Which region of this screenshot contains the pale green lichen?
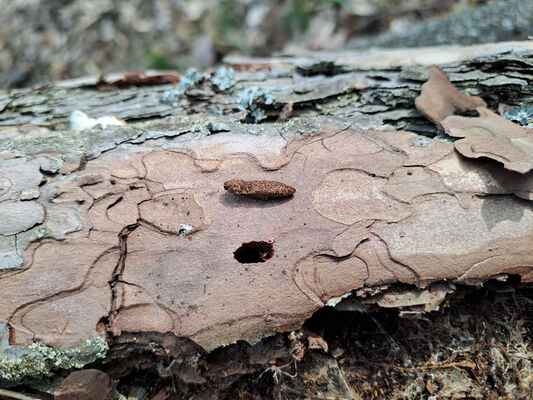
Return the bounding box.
[44,155,65,173]
[237,87,275,122]
[210,66,236,92]
[504,105,533,127]
[33,227,48,240]
[161,68,208,105]
[0,130,85,155]
[0,337,108,383]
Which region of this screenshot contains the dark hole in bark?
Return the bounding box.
[234,241,274,263]
[453,108,480,117]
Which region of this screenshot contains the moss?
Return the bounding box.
[147,52,177,71]
[0,337,108,383]
[283,0,313,34]
[206,0,248,51]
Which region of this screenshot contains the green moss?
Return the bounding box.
[210,0,247,36]
[283,0,313,34]
[204,0,247,51]
[147,52,177,70]
[0,337,108,383]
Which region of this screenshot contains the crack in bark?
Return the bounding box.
[370,233,421,287]
[7,245,118,345]
[106,223,139,331]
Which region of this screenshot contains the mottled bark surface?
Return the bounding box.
[0,42,532,395]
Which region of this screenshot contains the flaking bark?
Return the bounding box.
[0,42,532,395]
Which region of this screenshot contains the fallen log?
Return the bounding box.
[0,41,532,398]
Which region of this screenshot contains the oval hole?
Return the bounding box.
[234,241,274,263]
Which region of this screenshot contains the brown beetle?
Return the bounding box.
[223,179,295,200]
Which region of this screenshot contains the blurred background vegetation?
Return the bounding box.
[0,0,531,88]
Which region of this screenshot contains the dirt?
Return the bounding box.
[74,283,532,399]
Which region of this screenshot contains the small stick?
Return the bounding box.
[0,389,46,400]
[348,359,476,372]
[276,101,294,122]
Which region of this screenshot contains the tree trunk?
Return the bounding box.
[1,41,532,398]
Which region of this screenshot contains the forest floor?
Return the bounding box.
[2,0,531,88]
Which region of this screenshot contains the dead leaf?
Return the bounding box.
[332,347,345,358]
[415,65,486,124]
[307,333,329,353]
[426,378,435,395]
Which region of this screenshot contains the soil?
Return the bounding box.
[76,282,532,399]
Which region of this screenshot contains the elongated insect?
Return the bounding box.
[223,179,295,200]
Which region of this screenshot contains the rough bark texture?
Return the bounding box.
[0,41,532,395]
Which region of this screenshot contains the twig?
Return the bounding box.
[348,359,476,372]
[280,386,339,400]
[369,314,401,353]
[334,359,357,400]
[256,361,297,385]
[503,351,533,360]
[0,388,51,400]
